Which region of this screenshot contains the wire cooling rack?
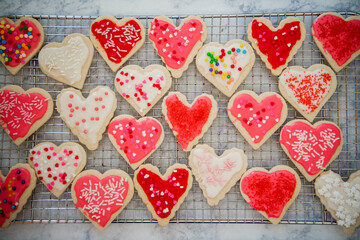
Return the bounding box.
[0,12,359,225]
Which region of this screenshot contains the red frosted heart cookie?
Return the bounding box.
[227,90,288,150]
[134,164,193,227]
[162,92,218,151]
[240,165,301,225]
[279,120,343,182]
[247,17,306,76]
[312,12,360,72]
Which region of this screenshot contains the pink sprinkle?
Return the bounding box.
[64,149,68,153]
[173,200,177,204]
[51,181,55,186]
[59,173,63,177]
[125,79,129,83]
[150,184,154,188]
[156,79,160,83]
[74,163,78,167]
[50,147,54,151]
[61,162,66,166]
[122,93,126,97]
[47,184,53,190]
[34,163,38,167]
[20,60,25,64]
[157,210,161,215]
[24,20,29,24]
[59,157,63,161]
[59,178,63,183]
[275,52,280,56]
[160,76,164,81]
[142,80,146,84]
[156,201,161,206]
[165,189,168,193]
[280,57,284,62]
[37,151,41,155]
[53,152,57,156]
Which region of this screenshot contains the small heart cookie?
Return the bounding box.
[29,142,87,198]
[189,144,248,206]
[114,65,172,116]
[0,17,44,75]
[196,39,255,97]
[279,64,337,122]
[90,16,145,72]
[247,17,306,76]
[38,33,94,89]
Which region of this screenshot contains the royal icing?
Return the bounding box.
[280,121,342,175]
[149,18,204,69]
[38,36,89,84]
[0,90,49,140]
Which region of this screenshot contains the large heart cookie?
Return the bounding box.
[114,65,172,116]
[38,33,94,89]
[0,163,36,228]
[162,92,218,151]
[56,86,117,150]
[312,12,360,72]
[134,164,193,227]
[71,169,134,231]
[279,120,343,182]
[227,90,288,150]
[279,64,337,122]
[315,170,360,235]
[0,85,54,145]
[108,115,164,170]
[29,142,87,198]
[0,17,44,75]
[240,165,301,225]
[149,16,207,78]
[189,144,248,206]
[90,16,145,72]
[247,17,306,76]
[196,39,255,97]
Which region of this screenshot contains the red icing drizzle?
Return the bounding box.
[108,117,162,164]
[0,168,31,227]
[251,19,302,69]
[149,18,203,69]
[165,94,213,150]
[312,14,360,66]
[228,93,283,143]
[91,19,142,63]
[0,90,48,140]
[280,121,342,175]
[241,170,296,218]
[136,168,189,218]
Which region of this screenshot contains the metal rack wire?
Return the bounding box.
[0,12,359,225]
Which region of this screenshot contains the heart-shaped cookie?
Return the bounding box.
[162,92,218,151]
[0,17,44,75]
[38,33,94,89]
[56,86,117,150]
[29,142,87,198]
[279,120,343,182]
[108,115,164,170]
[71,169,134,231]
[279,64,337,122]
[315,170,360,235]
[149,16,207,78]
[240,165,301,225]
[189,144,248,206]
[114,65,172,116]
[134,163,193,227]
[0,163,36,228]
[312,12,360,72]
[90,16,145,72]
[196,39,255,97]
[0,85,54,145]
[247,17,306,76]
[227,90,288,150]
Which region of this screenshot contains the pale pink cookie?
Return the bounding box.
[227,90,288,150]
[196,39,255,97]
[162,92,218,151]
[149,16,207,78]
[133,163,193,227]
[0,17,44,75]
[28,142,87,198]
[0,85,54,145]
[240,165,301,225]
[108,114,164,170]
[38,33,94,89]
[56,86,117,150]
[114,65,172,116]
[71,169,134,231]
[315,170,360,235]
[279,120,343,182]
[0,163,36,228]
[312,12,360,72]
[247,17,306,76]
[278,64,337,122]
[189,144,248,206]
[90,16,145,72]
